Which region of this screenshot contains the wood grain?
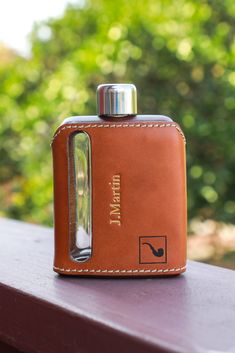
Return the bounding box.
[0,218,235,353]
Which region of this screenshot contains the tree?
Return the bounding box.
[1,0,235,225]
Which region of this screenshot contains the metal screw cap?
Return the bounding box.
[97,83,137,117]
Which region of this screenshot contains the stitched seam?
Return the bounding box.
[53,265,186,273]
[51,123,186,144]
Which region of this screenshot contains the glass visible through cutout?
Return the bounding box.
[69,131,92,262]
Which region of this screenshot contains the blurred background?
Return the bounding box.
[0,0,235,269]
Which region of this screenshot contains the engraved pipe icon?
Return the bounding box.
[143,242,164,257]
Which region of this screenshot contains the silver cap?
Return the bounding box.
[97,83,137,117]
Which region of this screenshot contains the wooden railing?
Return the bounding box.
[0,217,234,353]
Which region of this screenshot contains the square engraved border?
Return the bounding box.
[139,236,167,264]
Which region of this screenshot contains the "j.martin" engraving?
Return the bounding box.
[109,174,121,226]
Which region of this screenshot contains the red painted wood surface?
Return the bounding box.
[0,218,235,353]
[0,341,23,353]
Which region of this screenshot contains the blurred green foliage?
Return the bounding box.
[1,0,235,226]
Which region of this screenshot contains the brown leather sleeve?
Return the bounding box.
[52,121,187,276]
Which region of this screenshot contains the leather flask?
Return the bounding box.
[52,84,187,276]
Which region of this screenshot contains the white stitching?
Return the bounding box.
[51,123,186,144]
[53,265,186,274]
